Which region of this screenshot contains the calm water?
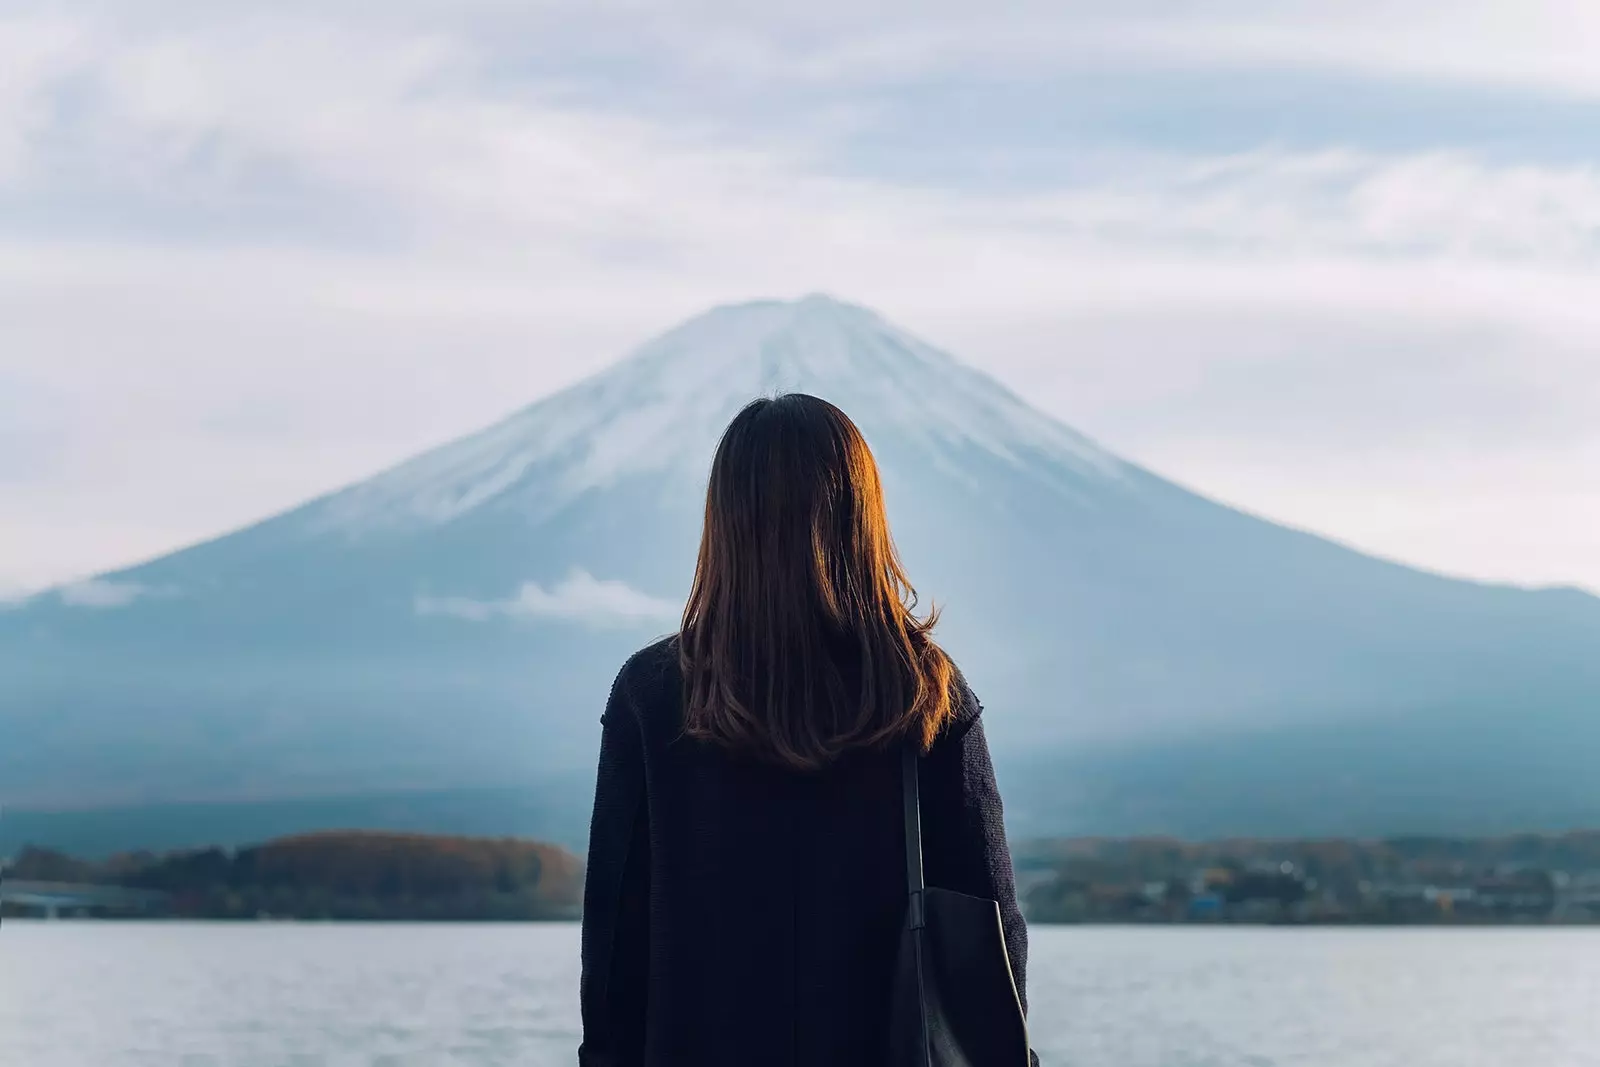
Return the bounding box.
[4,922,1599,1066]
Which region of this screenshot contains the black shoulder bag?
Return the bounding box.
[889,744,1032,1066]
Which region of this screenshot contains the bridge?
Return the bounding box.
[0,880,171,919]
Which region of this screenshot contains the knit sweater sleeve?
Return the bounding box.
[919,687,1038,1062]
[578,670,651,1067]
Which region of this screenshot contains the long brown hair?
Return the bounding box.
[679,393,956,770]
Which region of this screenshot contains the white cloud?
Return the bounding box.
[12,2,1600,104]
[1086,2,1600,100]
[416,570,680,627]
[151,1,1596,99]
[55,577,152,608]
[64,1,1600,97]
[641,2,1600,100]
[992,150,1600,265]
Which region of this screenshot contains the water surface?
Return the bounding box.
[4,922,1598,1066]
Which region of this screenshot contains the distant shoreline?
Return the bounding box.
[9,828,1600,926]
[1016,831,1600,926]
[0,831,583,923]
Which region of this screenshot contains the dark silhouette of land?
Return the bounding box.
[1,831,582,921]
[1015,832,1600,924]
[11,828,1600,925]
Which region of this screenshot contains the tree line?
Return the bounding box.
[2,831,584,921]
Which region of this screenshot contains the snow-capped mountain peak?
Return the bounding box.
[308,295,1123,534]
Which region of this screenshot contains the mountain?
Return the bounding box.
[4,295,1599,854]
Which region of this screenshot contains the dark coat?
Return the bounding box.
[579,636,1034,1066]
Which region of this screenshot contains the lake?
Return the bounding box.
[3,922,1598,1066]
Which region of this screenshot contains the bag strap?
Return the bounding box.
[901,744,926,928]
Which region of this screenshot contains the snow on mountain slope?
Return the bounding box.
[304,295,1126,537]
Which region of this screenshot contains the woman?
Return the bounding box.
[579,393,1034,1065]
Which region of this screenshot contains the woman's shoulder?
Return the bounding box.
[608,634,682,718]
[945,660,986,731]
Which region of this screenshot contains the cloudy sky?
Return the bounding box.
[4,0,1599,596]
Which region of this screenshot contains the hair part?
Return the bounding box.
[679,393,956,770]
